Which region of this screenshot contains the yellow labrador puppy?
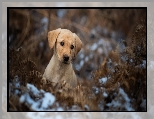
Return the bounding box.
[43,28,82,88]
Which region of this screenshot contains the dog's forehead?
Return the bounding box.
[58,30,75,44]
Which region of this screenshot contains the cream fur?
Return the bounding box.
[43,28,82,88]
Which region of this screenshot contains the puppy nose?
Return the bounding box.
[63,55,69,62]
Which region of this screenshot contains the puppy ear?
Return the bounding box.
[48,28,61,49]
[73,33,82,55]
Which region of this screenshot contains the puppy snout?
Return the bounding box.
[63,55,69,62]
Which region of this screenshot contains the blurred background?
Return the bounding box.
[8,9,146,80]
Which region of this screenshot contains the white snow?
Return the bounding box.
[98,39,104,45]
[106,88,134,111]
[15,82,20,88]
[10,75,21,95]
[79,53,84,59]
[76,60,84,70]
[20,94,26,103]
[57,9,66,18]
[106,100,121,107]
[99,77,107,84]
[92,87,99,94]
[27,83,40,96]
[103,91,108,97]
[14,75,18,81]
[41,17,48,24]
[119,88,130,102]
[57,107,64,111]
[84,104,90,111]
[75,64,81,70]
[97,38,112,55]
[41,92,55,109]
[142,60,146,67]
[14,89,20,95]
[91,43,98,51]
[79,60,84,67]
[26,93,35,105]
[85,56,89,62]
[20,83,56,111]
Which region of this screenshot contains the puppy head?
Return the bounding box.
[48,28,82,64]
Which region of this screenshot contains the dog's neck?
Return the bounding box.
[47,53,74,84]
[52,54,72,71]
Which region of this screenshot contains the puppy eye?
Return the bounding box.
[70,45,74,49]
[60,41,64,46]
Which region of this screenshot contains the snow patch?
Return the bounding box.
[103,91,108,97]
[20,94,26,103]
[85,56,89,62]
[76,60,84,70]
[92,87,99,94]
[106,88,134,111]
[119,88,130,102]
[41,17,48,24]
[84,104,90,111]
[20,83,56,111]
[91,43,98,51]
[98,39,104,45]
[57,9,66,18]
[142,60,146,67]
[27,83,40,96]
[80,60,84,67]
[79,53,84,59]
[57,107,64,111]
[41,92,55,109]
[99,77,107,84]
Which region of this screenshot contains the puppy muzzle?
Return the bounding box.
[63,55,70,64]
